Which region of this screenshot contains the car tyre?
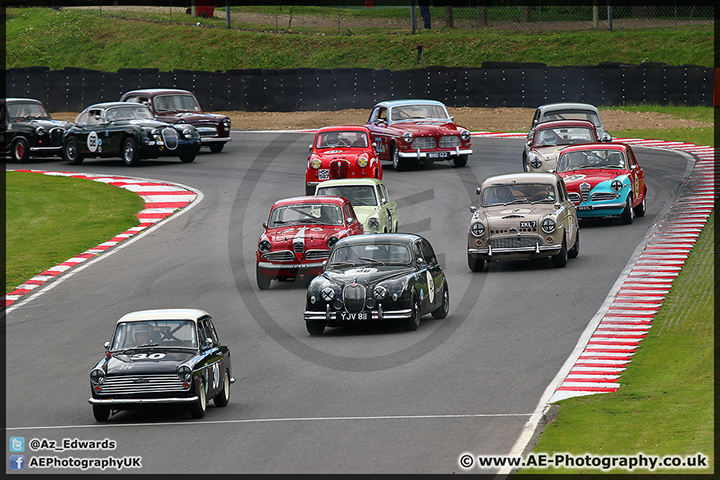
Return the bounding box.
[189,377,207,419]
[402,294,421,331]
[63,136,83,165]
[431,282,449,319]
[122,137,141,166]
[467,252,485,272]
[256,265,272,290]
[179,151,196,163]
[305,184,315,196]
[209,143,224,153]
[453,154,468,168]
[621,194,634,224]
[551,236,568,268]
[568,230,579,259]
[391,143,405,171]
[213,369,230,407]
[12,137,30,163]
[92,404,110,422]
[634,193,646,217]
[306,321,325,336]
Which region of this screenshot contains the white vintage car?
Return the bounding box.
[315,178,398,234]
[467,172,579,271]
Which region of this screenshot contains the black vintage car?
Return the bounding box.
[304,233,449,335]
[88,309,234,421]
[63,102,201,166]
[3,98,72,162]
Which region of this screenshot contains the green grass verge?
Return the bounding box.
[520,212,714,474]
[5,171,145,293]
[6,7,713,71]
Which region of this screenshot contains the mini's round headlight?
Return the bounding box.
[402,132,414,143]
[177,365,192,381]
[357,156,369,168]
[460,129,471,141]
[90,368,105,385]
[373,285,387,300]
[611,179,623,192]
[321,287,335,302]
[327,236,339,248]
[368,217,380,230]
[530,156,542,169]
[471,222,485,236]
[182,127,194,138]
[258,239,271,253]
[541,218,556,233]
[310,158,322,169]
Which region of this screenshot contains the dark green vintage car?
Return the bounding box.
[62,102,201,166]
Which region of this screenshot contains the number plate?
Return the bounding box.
[427,151,450,158]
[520,221,536,228]
[318,169,330,180]
[339,312,368,321]
[577,205,593,211]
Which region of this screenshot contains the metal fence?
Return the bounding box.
[25,2,715,34]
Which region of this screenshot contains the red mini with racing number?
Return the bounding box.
[305,125,381,195]
[256,196,364,290]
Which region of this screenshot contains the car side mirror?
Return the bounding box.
[204,337,213,349]
[600,133,612,142]
[555,203,562,209]
[416,258,426,268]
[309,144,313,150]
[262,221,268,229]
[104,341,111,350]
[475,187,481,195]
[380,197,387,205]
[470,205,477,214]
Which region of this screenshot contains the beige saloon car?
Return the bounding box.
[467,172,579,271]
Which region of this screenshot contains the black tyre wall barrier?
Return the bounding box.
[5,64,713,113]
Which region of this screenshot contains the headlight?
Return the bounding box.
[530,155,542,169]
[90,368,105,385]
[321,287,335,302]
[223,118,231,129]
[373,285,387,300]
[258,239,271,253]
[357,155,369,168]
[35,126,45,135]
[151,128,161,139]
[310,158,321,169]
[611,179,624,192]
[182,127,194,138]
[402,132,413,143]
[327,236,339,248]
[368,217,380,230]
[541,218,556,233]
[460,129,470,141]
[176,365,192,381]
[470,222,485,236]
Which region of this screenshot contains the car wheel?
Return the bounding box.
[452,154,468,168]
[305,184,315,196]
[210,143,224,153]
[12,138,30,163]
[431,282,449,319]
[92,404,110,422]
[391,143,405,171]
[189,378,207,419]
[63,136,83,165]
[568,230,579,259]
[179,150,196,163]
[213,369,230,407]
[621,194,634,224]
[522,153,528,172]
[551,236,568,268]
[122,137,141,166]
[256,265,272,290]
[634,193,646,217]
[402,293,421,331]
[306,321,325,336]
[467,252,485,272]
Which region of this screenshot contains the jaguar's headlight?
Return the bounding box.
[368,217,380,230]
[373,285,387,300]
[611,179,624,192]
[151,128,161,140]
[321,287,336,302]
[460,129,470,141]
[258,239,271,253]
[327,236,339,248]
[470,222,485,237]
[357,155,369,168]
[310,158,321,169]
[402,132,413,143]
[176,365,192,381]
[182,127,194,138]
[90,368,105,385]
[541,218,556,234]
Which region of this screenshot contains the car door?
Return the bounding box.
[417,239,444,315]
[378,182,398,232]
[626,146,645,205]
[366,106,390,161]
[195,317,219,397]
[556,180,577,245]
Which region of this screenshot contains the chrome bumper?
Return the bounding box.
[199,137,231,144]
[398,147,473,159]
[304,308,413,321]
[468,243,561,256]
[258,261,325,270]
[88,396,198,405]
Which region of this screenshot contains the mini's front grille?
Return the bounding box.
[305,250,330,260]
[293,240,304,253]
[568,192,582,203]
[489,236,539,249]
[264,250,294,262]
[99,374,188,395]
[330,160,350,178]
[591,192,620,202]
[579,182,591,202]
[411,137,436,149]
[439,136,461,148]
[343,284,366,313]
[162,128,179,149]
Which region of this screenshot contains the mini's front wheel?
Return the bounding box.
[92,405,110,422]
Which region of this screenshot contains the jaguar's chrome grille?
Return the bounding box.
[305,249,330,260]
[343,284,366,313]
[591,192,620,202]
[264,250,294,262]
[568,192,582,203]
[579,182,591,202]
[162,128,179,150]
[411,137,436,149]
[489,236,540,249]
[99,374,188,395]
[439,136,461,148]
